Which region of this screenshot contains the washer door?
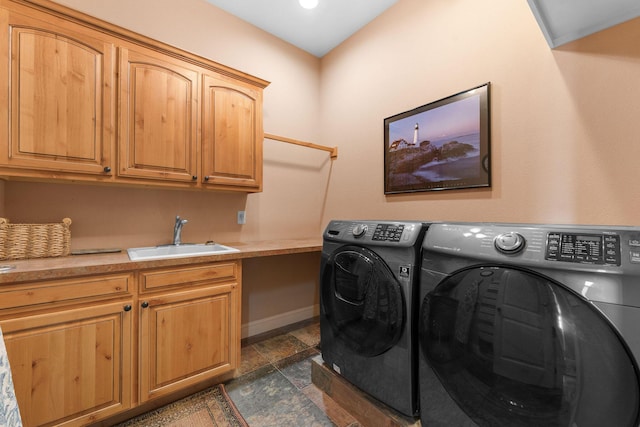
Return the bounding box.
[321,245,405,357]
[419,266,640,427]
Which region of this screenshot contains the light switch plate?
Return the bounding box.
[237,211,246,225]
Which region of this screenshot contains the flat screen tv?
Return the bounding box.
[384,83,490,194]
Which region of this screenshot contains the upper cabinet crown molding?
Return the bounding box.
[527,0,640,48]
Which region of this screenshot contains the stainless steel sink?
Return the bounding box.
[127,243,239,261]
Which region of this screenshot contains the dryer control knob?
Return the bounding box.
[494,232,525,254]
[352,224,368,238]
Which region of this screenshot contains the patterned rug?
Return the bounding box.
[115,384,248,427]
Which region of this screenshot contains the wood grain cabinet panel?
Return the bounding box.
[202,74,263,191]
[139,282,240,402]
[1,301,133,427]
[0,6,115,176]
[140,262,238,292]
[0,273,131,312]
[118,47,199,183]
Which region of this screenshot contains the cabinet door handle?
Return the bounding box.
[123,304,132,312]
[204,176,210,181]
[192,175,198,181]
[103,166,112,173]
[141,301,149,308]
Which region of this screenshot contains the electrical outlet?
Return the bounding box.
[237,210,246,225]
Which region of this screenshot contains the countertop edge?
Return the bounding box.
[0,239,323,284]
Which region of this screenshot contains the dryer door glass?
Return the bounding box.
[321,245,405,357]
[419,266,640,427]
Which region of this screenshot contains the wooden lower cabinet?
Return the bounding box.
[139,283,240,402]
[0,301,133,427]
[0,260,241,426]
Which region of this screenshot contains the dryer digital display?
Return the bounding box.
[546,232,621,265]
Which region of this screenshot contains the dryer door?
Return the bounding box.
[419,266,640,427]
[321,245,405,357]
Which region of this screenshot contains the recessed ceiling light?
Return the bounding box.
[299,0,318,10]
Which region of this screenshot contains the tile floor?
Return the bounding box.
[225,320,361,427]
[111,315,428,427]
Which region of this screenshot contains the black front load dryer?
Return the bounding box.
[320,220,428,417]
[418,222,640,427]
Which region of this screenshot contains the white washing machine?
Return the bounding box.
[418,222,640,426]
[320,220,428,417]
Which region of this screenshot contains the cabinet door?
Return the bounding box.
[0,7,115,176]
[202,74,263,191]
[0,301,133,427]
[119,47,199,183]
[139,283,240,402]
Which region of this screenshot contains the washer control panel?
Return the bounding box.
[372,223,405,242]
[324,220,426,246]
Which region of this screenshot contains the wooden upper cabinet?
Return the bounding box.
[0,7,115,176]
[202,74,263,191]
[0,0,268,191]
[118,46,199,183]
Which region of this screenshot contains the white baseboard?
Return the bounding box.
[242,304,320,338]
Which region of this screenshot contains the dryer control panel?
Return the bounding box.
[423,222,640,269]
[422,222,640,312]
[545,232,621,266]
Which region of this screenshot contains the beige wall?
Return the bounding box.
[320,0,640,227]
[241,253,320,337]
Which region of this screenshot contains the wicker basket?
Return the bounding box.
[0,218,72,260]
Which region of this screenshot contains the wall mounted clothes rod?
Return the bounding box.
[264,133,338,159]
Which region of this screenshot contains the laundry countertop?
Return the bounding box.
[0,238,322,284]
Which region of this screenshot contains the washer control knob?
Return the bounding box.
[352,224,368,238]
[494,232,525,254]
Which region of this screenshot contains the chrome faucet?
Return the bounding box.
[173,216,188,245]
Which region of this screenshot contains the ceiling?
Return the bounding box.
[527,0,640,48]
[204,0,398,57]
[203,0,640,57]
